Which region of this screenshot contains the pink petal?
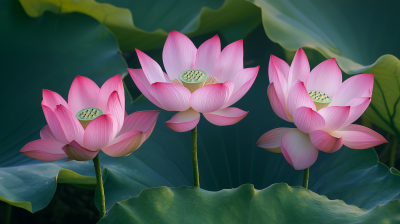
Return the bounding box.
[306,58,342,97]
[269,56,288,103]
[128,68,167,110]
[194,35,220,77]
[337,124,387,149]
[203,107,248,126]
[342,97,371,127]
[213,39,243,82]
[54,104,84,145]
[107,91,124,131]
[267,83,290,122]
[40,125,57,141]
[281,129,318,170]
[42,104,68,144]
[62,140,98,161]
[165,109,200,132]
[97,75,125,113]
[83,114,118,151]
[287,80,316,117]
[20,139,67,161]
[136,49,167,84]
[270,54,290,81]
[150,82,191,111]
[318,106,350,132]
[68,76,100,116]
[288,48,310,87]
[102,131,143,157]
[293,107,325,133]
[42,89,69,111]
[118,110,160,137]
[224,66,259,108]
[256,128,293,153]
[309,130,343,153]
[190,81,233,113]
[330,74,374,106]
[163,31,197,81]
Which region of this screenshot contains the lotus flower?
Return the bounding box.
[257,49,387,170]
[128,31,259,132]
[20,75,160,161]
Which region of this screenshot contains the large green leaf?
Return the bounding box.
[99,184,400,223]
[249,0,400,137]
[19,0,261,51]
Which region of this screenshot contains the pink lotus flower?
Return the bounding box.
[21,75,160,161]
[257,49,387,170]
[128,31,259,132]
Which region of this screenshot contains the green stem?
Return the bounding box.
[389,136,398,167]
[93,154,106,218]
[302,167,309,189]
[5,203,12,224]
[191,126,200,187]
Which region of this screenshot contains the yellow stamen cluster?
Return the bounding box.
[204,76,219,85]
[172,78,183,85]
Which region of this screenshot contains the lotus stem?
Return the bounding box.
[302,167,309,189]
[389,135,398,167]
[93,154,106,218]
[191,126,200,187]
[5,203,12,224]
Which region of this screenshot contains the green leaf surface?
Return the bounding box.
[99,183,400,224]
[19,0,261,51]
[249,0,400,137]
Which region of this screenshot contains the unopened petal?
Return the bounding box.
[337,124,387,149]
[293,107,325,133]
[306,58,342,97]
[165,109,200,132]
[309,130,343,153]
[256,128,293,153]
[194,35,220,77]
[62,140,98,161]
[213,39,243,82]
[190,81,233,113]
[20,139,66,161]
[203,107,248,126]
[150,82,191,111]
[68,76,100,116]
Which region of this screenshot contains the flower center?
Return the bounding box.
[179,70,208,93]
[308,90,332,111]
[76,107,103,129]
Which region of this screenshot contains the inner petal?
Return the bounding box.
[76,107,103,129]
[308,90,332,111]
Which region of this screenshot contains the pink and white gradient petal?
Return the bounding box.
[267,83,290,122]
[42,89,69,111]
[287,80,316,117]
[318,106,350,132]
[54,104,84,145]
[165,109,200,132]
[62,141,98,161]
[337,124,387,149]
[102,131,143,157]
[268,60,287,106]
[342,97,371,127]
[309,130,343,153]
[42,104,69,144]
[190,81,233,113]
[150,82,191,111]
[68,76,100,116]
[118,110,160,138]
[83,114,118,151]
[213,40,243,82]
[136,49,168,84]
[306,58,342,97]
[288,49,310,87]
[224,66,259,108]
[293,107,325,133]
[256,128,293,153]
[270,55,290,81]
[330,74,374,106]
[40,125,57,141]
[281,129,318,170]
[107,91,124,131]
[97,75,125,113]
[203,107,248,126]
[194,35,220,77]
[20,139,67,161]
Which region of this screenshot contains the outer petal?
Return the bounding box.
[118,110,160,138]
[309,130,343,153]
[20,139,67,161]
[68,76,100,116]
[270,54,290,81]
[318,106,350,132]
[40,125,57,141]
[128,68,167,110]
[107,91,124,131]
[203,107,248,126]
[42,104,68,144]
[269,56,288,104]
[165,109,200,132]
[194,35,220,77]
[281,129,318,170]
[224,66,259,108]
[102,131,143,157]
[287,80,316,117]
[150,82,191,111]
[54,104,84,145]
[163,31,197,81]
[213,39,243,82]
[42,89,69,111]
[97,75,125,113]
[330,74,374,106]
[288,48,310,87]
[336,124,387,149]
[342,97,371,127]
[83,114,118,151]
[293,107,325,133]
[62,140,98,161]
[256,128,293,153]
[306,58,342,97]
[267,83,290,122]
[190,81,233,113]
[136,49,167,84]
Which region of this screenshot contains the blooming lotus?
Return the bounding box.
[257,49,387,170]
[128,31,259,132]
[21,75,160,161]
